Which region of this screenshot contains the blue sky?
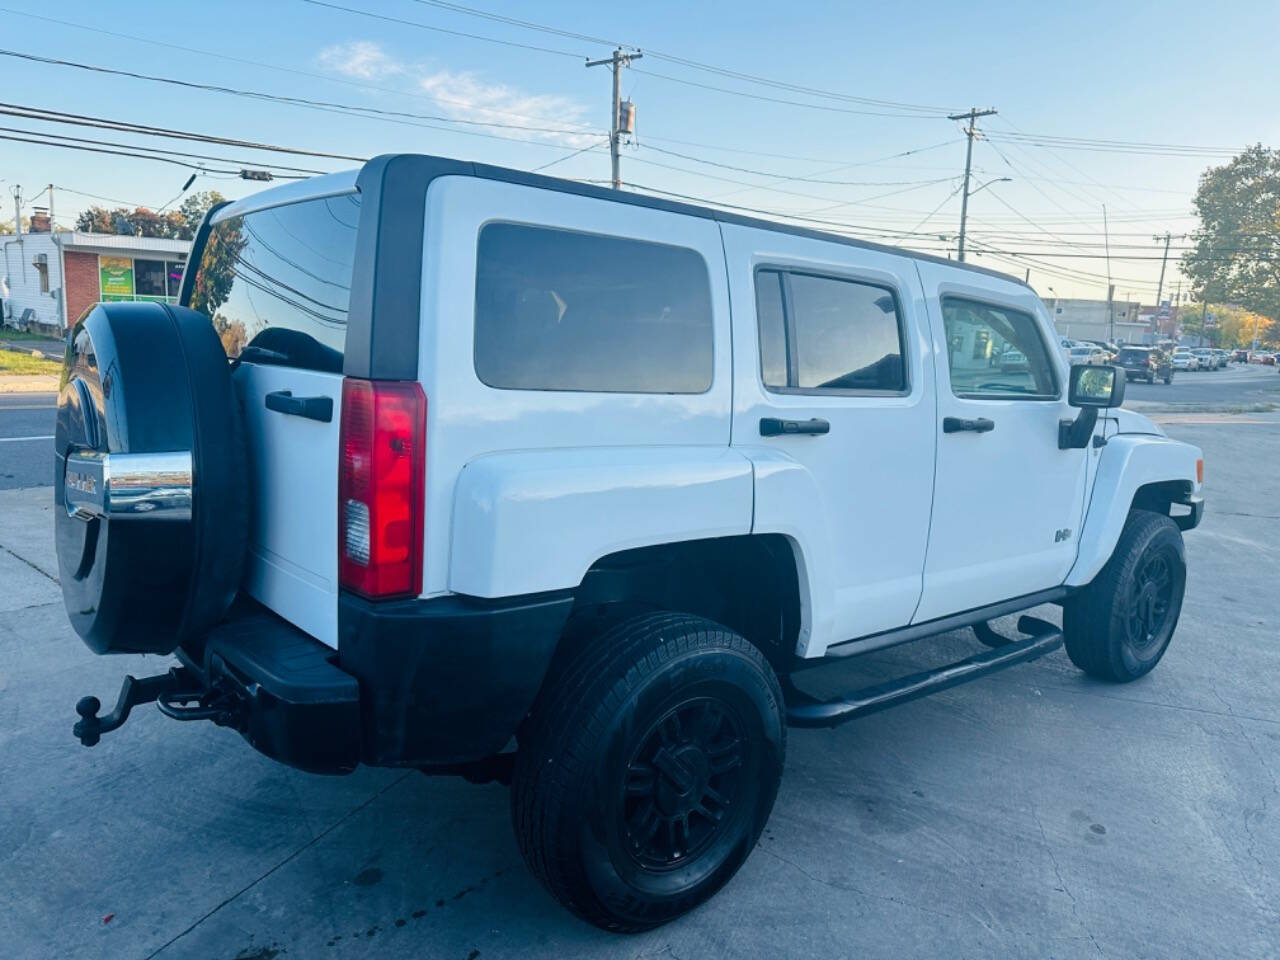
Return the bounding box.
[3,0,1277,299]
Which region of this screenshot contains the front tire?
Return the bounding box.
[1064,510,1186,682]
[512,613,785,932]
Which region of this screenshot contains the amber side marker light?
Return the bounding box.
[1196,459,1204,484]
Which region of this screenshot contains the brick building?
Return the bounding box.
[2,224,190,333]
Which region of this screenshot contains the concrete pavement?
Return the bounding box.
[0,416,1276,959]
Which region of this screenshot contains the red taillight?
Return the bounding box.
[339,378,426,599]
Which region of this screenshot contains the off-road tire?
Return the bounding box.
[512,612,785,932]
[1063,510,1186,682]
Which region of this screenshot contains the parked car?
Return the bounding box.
[1191,348,1220,370]
[1172,347,1199,371]
[1084,340,1119,361]
[1262,352,1278,366]
[1069,344,1110,365]
[1117,346,1173,384]
[53,154,1205,932]
[999,346,1030,370]
[1234,349,1249,362]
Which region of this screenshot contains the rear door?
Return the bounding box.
[914,263,1091,622]
[185,182,362,647]
[723,224,937,650]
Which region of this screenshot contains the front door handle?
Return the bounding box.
[264,390,333,423]
[943,416,995,434]
[760,417,830,437]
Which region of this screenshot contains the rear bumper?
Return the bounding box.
[180,590,574,774]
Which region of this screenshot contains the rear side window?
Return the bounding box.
[187,193,361,372]
[755,269,906,393]
[941,297,1057,399]
[474,223,713,393]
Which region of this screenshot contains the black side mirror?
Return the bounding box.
[1068,363,1125,408]
[1060,364,1124,450]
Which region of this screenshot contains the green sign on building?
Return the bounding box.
[99,256,134,301]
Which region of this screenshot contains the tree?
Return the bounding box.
[177,191,225,238]
[73,190,225,241]
[1182,145,1280,322]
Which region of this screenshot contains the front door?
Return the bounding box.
[724,224,937,651]
[914,264,1090,623]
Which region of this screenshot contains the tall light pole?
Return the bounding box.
[586,48,642,189]
[948,107,997,261]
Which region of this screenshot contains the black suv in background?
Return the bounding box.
[1117,346,1173,384]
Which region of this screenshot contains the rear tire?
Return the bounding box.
[512,612,785,932]
[1164,373,1172,384]
[1063,510,1185,682]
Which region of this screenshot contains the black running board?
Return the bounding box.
[785,616,1063,728]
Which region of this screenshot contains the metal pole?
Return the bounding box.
[947,108,996,262]
[1153,231,1171,317]
[47,183,54,231]
[12,185,21,241]
[587,48,641,190]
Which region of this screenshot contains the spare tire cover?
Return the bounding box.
[55,301,248,655]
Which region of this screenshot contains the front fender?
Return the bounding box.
[449,447,753,598]
[1067,434,1202,588]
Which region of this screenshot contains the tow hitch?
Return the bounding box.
[73,667,245,747]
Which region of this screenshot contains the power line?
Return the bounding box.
[0,102,366,162]
[407,0,959,113]
[0,133,252,176]
[302,0,590,58]
[0,125,326,174]
[0,7,600,130]
[0,49,600,139]
[636,143,963,186]
[632,68,949,119]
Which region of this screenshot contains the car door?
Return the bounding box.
[914,262,1091,623]
[724,224,936,652]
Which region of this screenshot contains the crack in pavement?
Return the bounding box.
[1031,807,1104,957]
[0,542,59,585]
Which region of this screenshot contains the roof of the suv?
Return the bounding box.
[221,154,1032,290]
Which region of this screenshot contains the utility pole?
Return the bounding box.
[11,184,21,240]
[947,107,997,262]
[586,48,642,189]
[47,183,54,231]
[1103,204,1114,342]
[1153,231,1172,313]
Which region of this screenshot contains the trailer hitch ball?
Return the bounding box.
[74,696,104,747]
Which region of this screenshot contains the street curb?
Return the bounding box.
[0,375,60,393]
[1,340,64,360]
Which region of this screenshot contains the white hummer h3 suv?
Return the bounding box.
[55,154,1204,931]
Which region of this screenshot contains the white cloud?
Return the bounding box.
[315,41,598,147]
[317,41,405,81]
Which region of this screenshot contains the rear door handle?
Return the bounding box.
[264,390,333,423]
[760,417,830,437]
[943,416,995,434]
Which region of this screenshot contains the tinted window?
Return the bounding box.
[1118,348,1149,362]
[134,259,168,297]
[188,193,361,371]
[755,270,905,392]
[475,223,713,393]
[942,297,1057,398]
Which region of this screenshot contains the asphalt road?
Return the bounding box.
[1121,361,1280,409]
[0,389,1277,956]
[0,392,55,490]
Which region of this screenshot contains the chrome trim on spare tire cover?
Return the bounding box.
[64,450,193,521]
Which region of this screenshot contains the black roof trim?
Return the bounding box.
[436,153,1028,288]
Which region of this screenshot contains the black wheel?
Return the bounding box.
[1063,510,1186,682]
[512,612,785,932]
[1164,373,1172,384]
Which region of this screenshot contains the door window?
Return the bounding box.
[941,297,1057,399]
[755,269,906,393]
